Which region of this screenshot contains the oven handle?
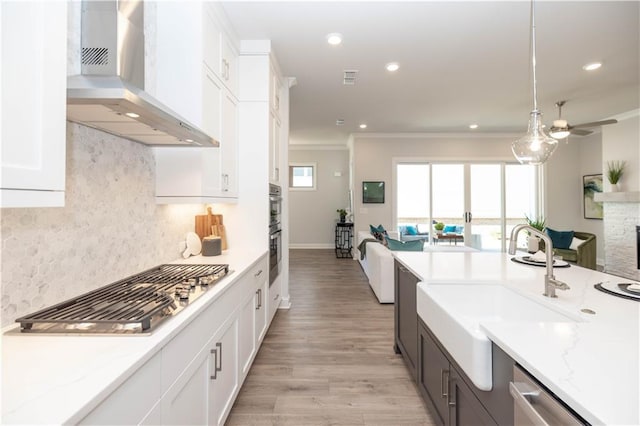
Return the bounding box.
[270,231,281,240]
[510,381,549,425]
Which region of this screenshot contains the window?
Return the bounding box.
[289,163,316,190]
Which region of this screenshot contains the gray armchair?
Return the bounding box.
[541,232,596,270]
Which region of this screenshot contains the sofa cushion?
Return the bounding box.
[405,225,418,235]
[569,237,585,251]
[443,225,457,233]
[385,237,423,251]
[545,227,574,250]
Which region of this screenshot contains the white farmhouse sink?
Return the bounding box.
[417,283,579,391]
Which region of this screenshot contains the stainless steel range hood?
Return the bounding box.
[67,0,218,147]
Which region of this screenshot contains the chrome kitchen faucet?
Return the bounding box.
[508,224,570,298]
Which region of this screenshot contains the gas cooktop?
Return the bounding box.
[15,264,230,334]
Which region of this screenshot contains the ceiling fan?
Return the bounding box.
[548,101,617,139]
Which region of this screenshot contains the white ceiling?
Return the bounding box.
[220,1,640,145]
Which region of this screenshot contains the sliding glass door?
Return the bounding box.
[396,162,539,252]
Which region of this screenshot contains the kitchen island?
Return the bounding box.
[1,248,272,425]
[393,251,639,426]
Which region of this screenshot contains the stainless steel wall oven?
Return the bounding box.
[269,184,282,285]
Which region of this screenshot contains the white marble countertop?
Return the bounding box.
[393,251,640,426]
[1,248,267,425]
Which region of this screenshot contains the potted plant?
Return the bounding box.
[525,214,545,253]
[434,222,445,235]
[606,160,626,192]
[336,208,347,222]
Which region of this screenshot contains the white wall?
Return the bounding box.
[288,147,350,248]
[603,114,639,192]
[545,134,604,264]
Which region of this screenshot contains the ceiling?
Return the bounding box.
[220,1,640,146]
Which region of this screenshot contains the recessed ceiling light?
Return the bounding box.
[326,33,343,46]
[359,124,367,129]
[469,124,478,129]
[125,112,140,118]
[582,62,602,71]
[385,62,400,72]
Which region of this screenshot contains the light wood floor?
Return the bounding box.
[226,249,435,426]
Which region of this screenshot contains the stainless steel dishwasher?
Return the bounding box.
[510,365,585,425]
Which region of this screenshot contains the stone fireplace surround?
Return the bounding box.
[595,191,640,281]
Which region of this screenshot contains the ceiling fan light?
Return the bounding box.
[512,111,559,165]
[549,129,571,139]
[553,119,567,128]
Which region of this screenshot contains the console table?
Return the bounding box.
[335,222,354,258]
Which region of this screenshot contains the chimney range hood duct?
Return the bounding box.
[67,0,217,147]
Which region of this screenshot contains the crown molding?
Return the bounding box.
[351,132,521,140]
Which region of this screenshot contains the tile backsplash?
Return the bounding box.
[1,123,203,328]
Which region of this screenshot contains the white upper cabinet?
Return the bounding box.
[153,1,239,203]
[152,1,203,129]
[1,1,67,208]
[203,4,238,97]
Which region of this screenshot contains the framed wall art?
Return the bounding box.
[583,174,603,220]
[362,181,385,204]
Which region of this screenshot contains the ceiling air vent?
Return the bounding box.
[336,119,345,126]
[343,70,358,85]
[82,47,109,66]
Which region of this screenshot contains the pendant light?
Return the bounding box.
[511,0,558,165]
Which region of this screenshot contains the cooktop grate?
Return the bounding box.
[15,264,228,333]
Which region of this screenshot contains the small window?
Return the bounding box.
[289,163,316,190]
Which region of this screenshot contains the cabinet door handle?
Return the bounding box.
[448,376,456,407]
[273,293,279,301]
[441,369,449,398]
[274,167,279,180]
[222,173,229,191]
[210,341,222,380]
[256,288,262,309]
[254,269,263,277]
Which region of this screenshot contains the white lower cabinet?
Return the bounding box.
[79,353,162,425]
[161,315,238,426]
[160,254,268,426]
[161,341,212,425]
[268,276,282,325]
[238,291,257,377]
[209,318,239,425]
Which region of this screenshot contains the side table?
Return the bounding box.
[335,222,354,258]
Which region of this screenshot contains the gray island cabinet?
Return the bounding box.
[394,259,514,426]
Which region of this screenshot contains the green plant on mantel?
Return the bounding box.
[606,160,626,184]
[336,208,347,216]
[525,214,546,232]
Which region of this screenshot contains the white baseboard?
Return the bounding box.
[289,243,335,249]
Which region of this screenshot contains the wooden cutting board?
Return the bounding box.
[195,207,226,249]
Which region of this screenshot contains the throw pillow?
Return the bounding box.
[370,224,388,242]
[443,225,457,233]
[569,237,585,251]
[545,227,574,250]
[385,237,424,251]
[406,225,418,235]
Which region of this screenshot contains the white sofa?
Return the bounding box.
[356,230,477,304]
[356,230,397,303]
